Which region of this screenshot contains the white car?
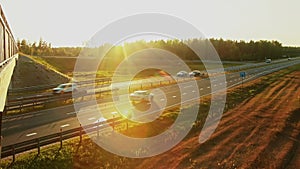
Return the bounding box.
[176,71,189,78]
[129,90,154,103]
[265,59,272,63]
[52,83,78,94]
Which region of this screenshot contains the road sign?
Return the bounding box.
[240,72,246,78]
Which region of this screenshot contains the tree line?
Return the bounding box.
[17,38,81,57]
[17,38,299,61]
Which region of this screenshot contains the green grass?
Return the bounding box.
[39,57,77,76]
[2,63,299,169]
[29,56,74,77]
[33,56,242,78]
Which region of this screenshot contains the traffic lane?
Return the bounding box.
[2,95,114,135]
[2,99,112,144]
[2,116,81,147]
[2,105,75,136]
[109,82,201,122]
[3,103,121,146]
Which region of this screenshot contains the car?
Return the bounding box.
[189,70,203,77]
[265,59,272,63]
[129,90,154,103]
[176,71,189,78]
[52,83,78,94]
[288,57,292,61]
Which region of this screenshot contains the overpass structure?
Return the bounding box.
[0,5,18,112]
[0,4,18,159]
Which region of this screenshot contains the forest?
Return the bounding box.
[17,38,300,61]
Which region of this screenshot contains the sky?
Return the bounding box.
[0,0,299,47]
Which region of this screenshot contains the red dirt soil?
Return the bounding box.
[136,72,300,169]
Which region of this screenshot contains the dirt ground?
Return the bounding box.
[135,71,300,169]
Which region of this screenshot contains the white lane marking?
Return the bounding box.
[88,117,96,121]
[183,85,193,88]
[182,93,187,95]
[26,133,37,137]
[111,112,118,115]
[160,99,165,101]
[173,95,177,98]
[66,111,77,115]
[60,124,70,128]
[192,90,196,93]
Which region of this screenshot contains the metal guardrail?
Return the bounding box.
[6,87,118,112]
[8,77,112,93]
[1,117,123,159]
[0,56,15,69]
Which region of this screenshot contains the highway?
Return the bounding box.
[2,59,300,147]
[7,57,295,98]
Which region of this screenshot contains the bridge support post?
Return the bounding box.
[37,138,40,155]
[0,105,6,164]
[60,128,62,149]
[12,145,15,163]
[97,123,99,139]
[0,111,2,164]
[112,116,115,131]
[79,124,82,143]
